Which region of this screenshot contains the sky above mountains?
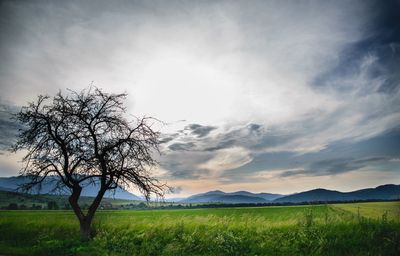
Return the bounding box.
[0,0,399,198]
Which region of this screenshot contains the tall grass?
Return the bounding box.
[0,203,399,255]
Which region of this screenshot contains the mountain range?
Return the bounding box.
[180,190,283,204]
[180,184,400,204]
[0,176,141,200]
[273,184,400,203]
[0,176,399,204]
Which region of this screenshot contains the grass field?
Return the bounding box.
[0,202,399,255]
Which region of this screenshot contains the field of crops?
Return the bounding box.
[0,202,399,255]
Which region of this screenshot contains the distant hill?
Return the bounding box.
[0,190,139,209]
[274,184,400,203]
[273,189,350,203]
[180,190,283,204]
[0,176,142,200]
[179,185,400,204]
[229,191,283,201]
[1,176,398,204]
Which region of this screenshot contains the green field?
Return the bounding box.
[0,202,399,255]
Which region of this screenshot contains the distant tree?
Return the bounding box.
[31,203,42,210]
[47,201,59,210]
[136,202,147,209]
[13,87,166,240]
[7,203,18,210]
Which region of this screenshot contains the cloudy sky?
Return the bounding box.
[0,0,399,197]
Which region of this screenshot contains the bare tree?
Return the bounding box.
[13,87,166,240]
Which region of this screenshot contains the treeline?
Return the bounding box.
[2,201,125,210]
[2,199,399,211]
[1,201,65,210]
[128,199,400,210]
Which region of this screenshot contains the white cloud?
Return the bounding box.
[198,146,252,177]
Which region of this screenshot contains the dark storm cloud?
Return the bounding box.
[160,146,213,179]
[201,128,246,152]
[203,123,266,151]
[222,128,400,181]
[168,142,195,151]
[203,139,236,151]
[165,168,204,179]
[164,123,267,153]
[159,134,179,144]
[311,157,390,174]
[160,153,212,179]
[303,0,400,163]
[220,154,394,183]
[184,124,217,138]
[0,103,21,152]
[373,0,400,93]
[159,123,267,179]
[159,122,301,179]
[247,123,262,133]
[280,156,390,177]
[314,0,400,94]
[168,186,182,194]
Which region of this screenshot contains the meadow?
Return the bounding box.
[0,202,399,255]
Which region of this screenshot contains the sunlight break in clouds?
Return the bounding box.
[198,147,252,177]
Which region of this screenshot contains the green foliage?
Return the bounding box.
[47,201,59,210]
[7,203,18,210]
[0,202,399,255]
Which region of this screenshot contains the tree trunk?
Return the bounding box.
[69,184,107,241]
[79,217,93,241]
[79,187,107,241]
[69,185,90,241]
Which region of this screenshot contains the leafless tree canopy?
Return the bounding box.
[13,87,165,240]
